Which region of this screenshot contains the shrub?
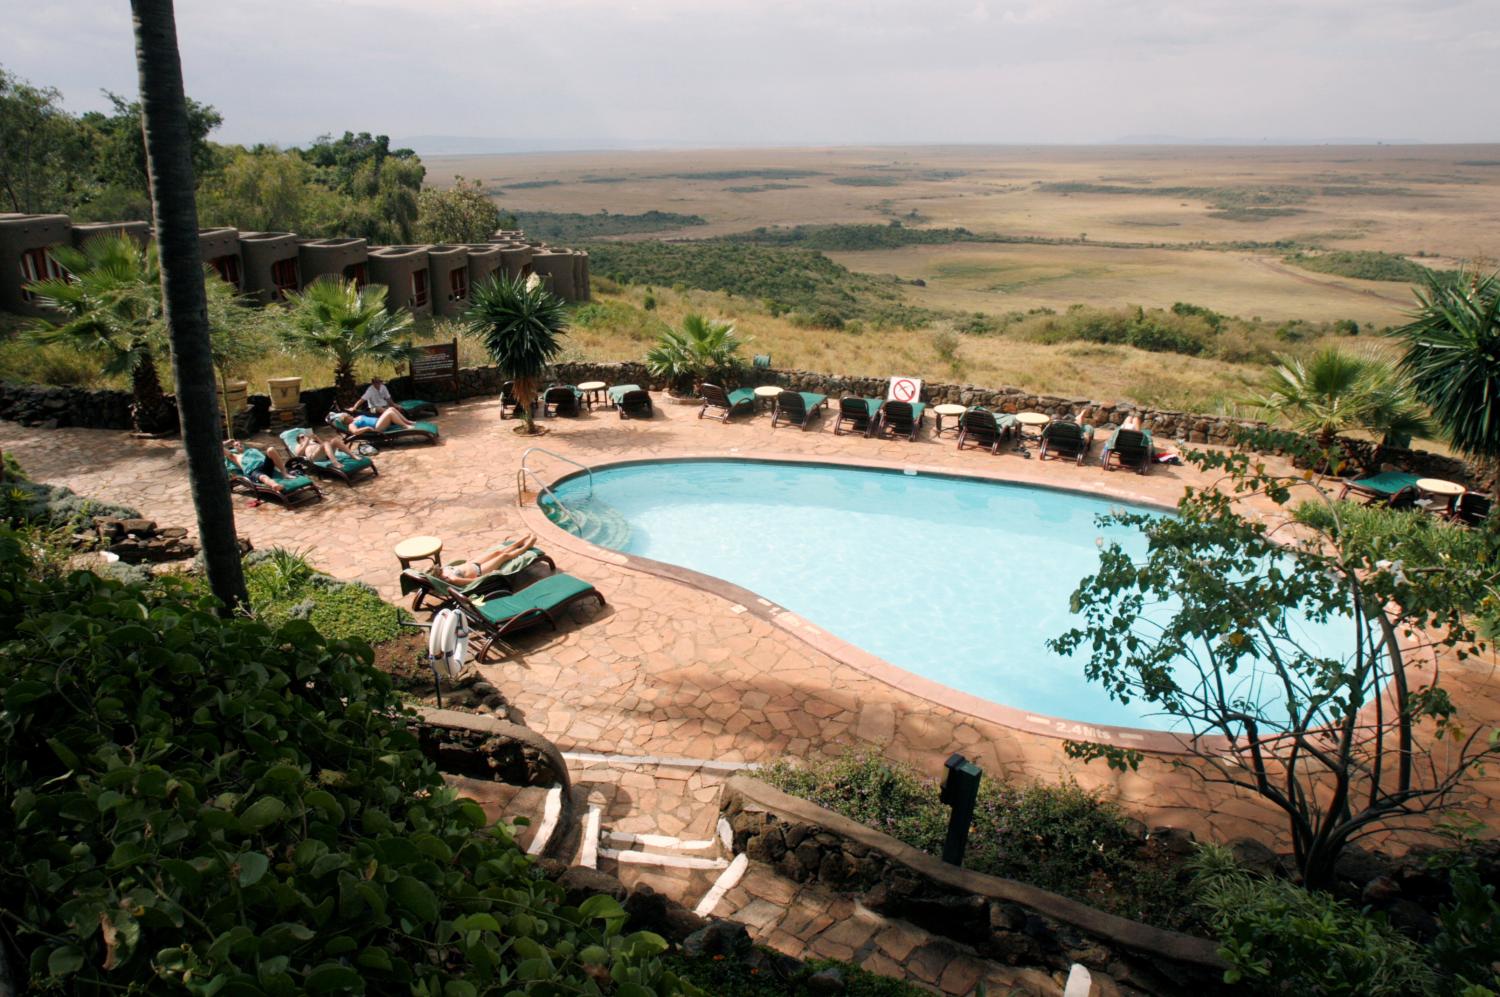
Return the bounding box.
[762,751,1188,929]
[1286,250,1433,283]
[931,329,960,363]
[0,531,694,995]
[241,546,406,644]
[1189,844,1437,995]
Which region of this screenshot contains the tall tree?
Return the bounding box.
[130,0,247,612]
[415,177,502,243]
[0,66,88,213]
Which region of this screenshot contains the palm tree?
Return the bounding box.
[28,234,175,434]
[1394,268,1500,469]
[1254,347,1430,449]
[644,313,745,396]
[131,0,247,611]
[466,273,568,435]
[284,276,415,408]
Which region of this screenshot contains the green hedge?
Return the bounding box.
[0,530,696,995]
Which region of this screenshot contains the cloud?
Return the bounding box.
[4,0,1497,146]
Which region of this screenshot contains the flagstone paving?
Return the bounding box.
[3,393,1498,894]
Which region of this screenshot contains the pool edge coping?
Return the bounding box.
[518,448,1439,758]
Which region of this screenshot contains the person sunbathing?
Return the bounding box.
[289,431,359,465]
[1120,414,1143,432]
[437,534,539,583]
[330,406,417,436]
[224,440,293,494]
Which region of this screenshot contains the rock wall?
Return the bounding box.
[722,776,1224,997]
[0,362,1482,487]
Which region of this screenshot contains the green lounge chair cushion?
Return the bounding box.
[472,572,596,622]
[277,475,316,492]
[796,391,826,409]
[316,455,373,474]
[385,420,438,437]
[397,399,433,414]
[1106,428,1152,450]
[854,397,882,418]
[1345,471,1421,496]
[907,402,927,421]
[726,388,755,407]
[608,384,642,404]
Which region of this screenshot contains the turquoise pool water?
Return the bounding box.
[544,459,1350,731]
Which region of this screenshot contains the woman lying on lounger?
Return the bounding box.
[329,406,418,436]
[288,430,360,465]
[224,440,293,494]
[437,533,539,583]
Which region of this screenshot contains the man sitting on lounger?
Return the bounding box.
[354,376,397,415]
[330,406,418,436]
[224,440,293,494]
[437,534,539,583]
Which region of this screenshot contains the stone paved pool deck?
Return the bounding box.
[3,394,1497,861]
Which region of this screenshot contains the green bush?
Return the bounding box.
[720,223,977,252]
[241,547,406,644]
[762,751,1188,929]
[582,242,932,329]
[509,209,706,241]
[0,531,696,995]
[1190,844,1437,996]
[1285,250,1434,283]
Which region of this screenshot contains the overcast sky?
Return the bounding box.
[8,0,1499,151]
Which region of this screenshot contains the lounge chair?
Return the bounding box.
[1337,471,1421,505]
[608,384,654,419]
[698,383,756,422]
[834,397,883,437]
[543,385,583,417]
[279,428,378,486]
[1101,428,1152,474]
[1449,492,1492,526]
[772,391,828,430]
[417,571,606,662]
[877,400,927,441]
[331,413,439,447]
[223,457,321,507]
[498,380,526,420]
[1039,420,1095,465]
[394,398,438,418]
[955,409,1017,454]
[399,544,558,611]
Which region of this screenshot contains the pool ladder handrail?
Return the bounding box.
[517,447,593,524]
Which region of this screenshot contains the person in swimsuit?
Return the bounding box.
[224,440,293,494]
[438,534,539,583]
[1120,414,1143,432]
[330,406,418,436]
[289,431,360,465]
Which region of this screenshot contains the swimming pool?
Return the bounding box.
[543,458,1351,732]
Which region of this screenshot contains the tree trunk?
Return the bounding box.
[333,360,357,410]
[132,0,247,614]
[130,350,174,434]
[516,375,538,434]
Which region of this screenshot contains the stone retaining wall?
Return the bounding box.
[414,707,570,791]
[721,775,1226,997]
[0,360,1480,486]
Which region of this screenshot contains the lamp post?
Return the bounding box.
[939,753,982,867]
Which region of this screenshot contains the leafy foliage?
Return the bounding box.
[415,176,503,244]
[662,953,931,996]
[1287,250,1434,283]
[466,273,569,432]
[582,241,931,329]
[1189,844,1437,996]
[762,751,1190,929]
[1050,433,1500,887]
[644,314,745,392]
[0,66,93,214]
[1252,347,1431,445]
[1394,268,1500,460]
[237,547,407,645]
[283,276,416,407]
[0,532,698,995]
